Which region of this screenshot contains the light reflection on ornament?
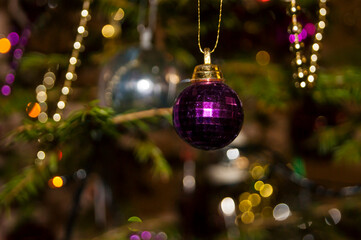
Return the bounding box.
[98,47,177,113]
[226,148,240,160]
[136,78,153,94]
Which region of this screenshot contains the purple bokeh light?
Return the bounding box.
[7,32,19,46]
[5,73,15,84]
[289,29,308,43]
[129,234,141,240]
[305,23,316,35]
[14,48,23,59]
[173,81,244,150]
[1,85,11,96]
[141,231,152,240]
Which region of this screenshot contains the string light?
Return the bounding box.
[53,0,91,121]
[288,0,328,88]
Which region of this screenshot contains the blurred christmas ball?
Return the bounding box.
[173,81,244,150]
[98,47,180,113]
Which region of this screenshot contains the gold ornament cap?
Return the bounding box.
[191,48,224,82]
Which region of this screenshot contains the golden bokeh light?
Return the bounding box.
[235,156,249,169]
[241,211,255,224]
[254,180,264,191]
[52,176,64,188]
[239,192,250,201]
[251,165,264,179]
[26,102,41,118]
[0,38,11,54]
[248,193,261,207]
[261,206,273,218]
[102,24,115,38]
[114,8,125,21]
[260,183,273,198]
[239,200,252,212]
[256,50,270,66]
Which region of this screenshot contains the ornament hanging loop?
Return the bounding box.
[204,48,211,64]
[197,0,223,55]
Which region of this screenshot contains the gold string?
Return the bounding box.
[197,0,223,54]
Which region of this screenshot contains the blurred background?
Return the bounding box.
[1,0,361,239]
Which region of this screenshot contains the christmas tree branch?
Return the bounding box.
[112,108,172,124]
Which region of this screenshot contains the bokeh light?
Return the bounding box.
[14,49,23,59]
[129,235,140,240]
[239,192,250,201]
[325,208,341,225]
[53,113,61,122]
[52,176,64,188]
[0,38,11,53]
[239,199,252,212]
[7,32,19,46]
[1,85,11,96]
[273,203,291,221]
[254,180,264,191]
[235,156,249,169]
[261,206,273,218]
[5,73,15,84]
[241,211,255,224]
[114,8,125,21]
[221,197,236,216]
[38,112,48,123]
[141,231,152,240]
[102,24,115,38]
[256,50,270,66]
[304,23,316,35]
[26,102,41,118]
[260,183,273,197]
[248,193,261,207]
[251,165,264,179]
[37,150,46,160]
[58,150,63,160]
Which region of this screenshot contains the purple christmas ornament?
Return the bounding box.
[172,48,244,150]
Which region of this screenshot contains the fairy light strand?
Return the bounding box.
[288,0,328,89]
[53,0,91,122]
[29,1,92,187]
